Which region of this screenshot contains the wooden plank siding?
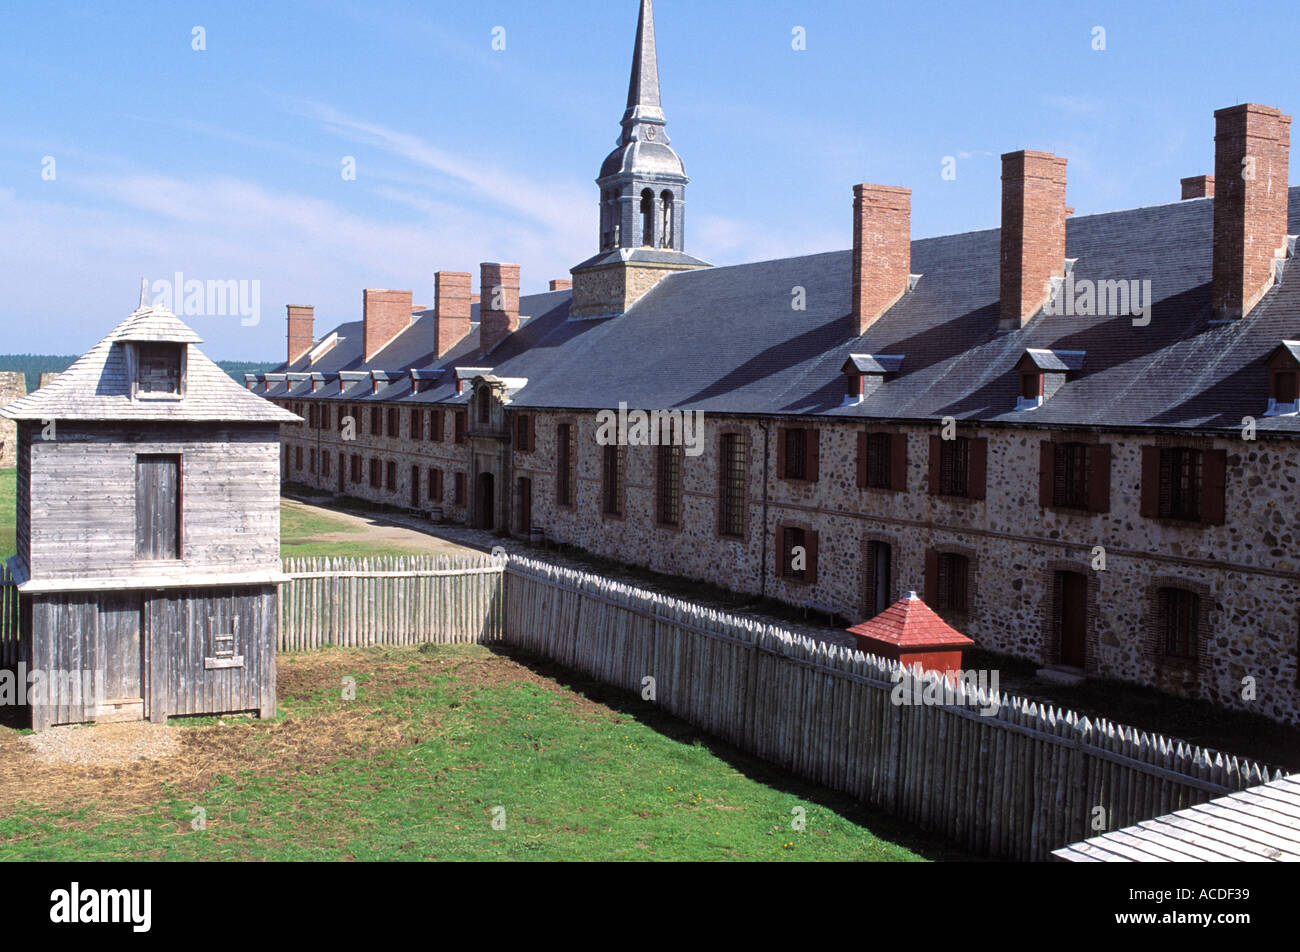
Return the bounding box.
[147,587,277,721]
[21,421,282,582]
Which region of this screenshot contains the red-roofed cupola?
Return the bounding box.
[845,591,975,675]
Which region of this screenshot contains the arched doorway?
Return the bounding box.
[476,472,495,530]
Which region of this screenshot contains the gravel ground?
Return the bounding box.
[18,721,181,766]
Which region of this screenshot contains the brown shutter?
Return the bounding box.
[805,530,819,583]
[856,432,868,488]
[924,549,939,604]
[527,414,535,452]
[928,436,942,495]
[890,433,907,492]
[1139,446,1161,518]
[775,526,787,579]
[1038,440,1055,508]
[1201,449,1227,525]
[969,438,988,500]
[776,429,787,479]
[806,430,820,482]
[1088,443,1112,513]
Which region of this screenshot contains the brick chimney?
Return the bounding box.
[1212,103,1292,320]
[1181,175,1215,199]
[1000,150,1068,331]
[362,289,414,362]
[287,305,314,366]
[549,279,572,291]
[479,263,520,356]
[434,271,473,357]
[852,184,912,335]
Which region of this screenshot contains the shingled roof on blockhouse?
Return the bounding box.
[2,306,300,424]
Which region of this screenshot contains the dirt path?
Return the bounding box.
[282,497,480,557]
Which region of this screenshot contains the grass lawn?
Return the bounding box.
[0,467,13,563]
[0,644,960,861]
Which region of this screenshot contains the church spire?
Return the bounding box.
[622,0,665,131]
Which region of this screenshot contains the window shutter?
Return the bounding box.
[1087,444,1112,513]
[856,432,867,488]
[805,530,819,583]
[775,526,788,579]
[776,429,788,480]
[1201,449,1227,525]
[806,430,820,483]
[928,437,942,495]
[526,414,535,452]
[864,542,879,615]
[969,438,988,500]
[1039,441,1055,508]
[1140,446,1161,518]
[890,433,907,491]
[924,549,939,604]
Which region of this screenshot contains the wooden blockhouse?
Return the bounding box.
[0,305,300,729]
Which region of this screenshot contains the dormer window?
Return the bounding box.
[133,343,184,399]
[1020,372,1044,404]
[1015,349,1084,411]
[1265,342,1300,416]
[841,354,904,406]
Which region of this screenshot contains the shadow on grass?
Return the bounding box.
[487,643,985,862]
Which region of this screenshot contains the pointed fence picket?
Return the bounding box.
[279,554,503,651]
[0,563,19,668]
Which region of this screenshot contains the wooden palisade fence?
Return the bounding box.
[0,563,18,668]
[499,555,1284,862]
[6,551,1281,860]
[279,555,503,650]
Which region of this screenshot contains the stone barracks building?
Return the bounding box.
[259,0,1300,724]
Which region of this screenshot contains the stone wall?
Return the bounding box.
[516,410,1300,727]
[275,397,1300,725]
[277,401,473,525]
[0,371,28,468]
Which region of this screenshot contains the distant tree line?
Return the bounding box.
[0,354,279,393]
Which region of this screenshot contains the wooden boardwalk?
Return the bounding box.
[1054,773,1300,861]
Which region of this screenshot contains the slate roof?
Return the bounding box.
[2,306,300,424]
[846,592,975,649]
[266,186,1300,435]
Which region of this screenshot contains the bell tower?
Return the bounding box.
[570,0,709,319]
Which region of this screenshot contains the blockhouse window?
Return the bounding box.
[135,343,183,397]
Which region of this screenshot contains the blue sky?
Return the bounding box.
[1,0,1297,359]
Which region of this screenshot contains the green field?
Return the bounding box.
[0,468,13,564]
[0,644,955,861]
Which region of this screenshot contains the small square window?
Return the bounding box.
[135,343,183,396]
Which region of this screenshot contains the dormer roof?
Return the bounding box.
[1018,348,1086,373]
